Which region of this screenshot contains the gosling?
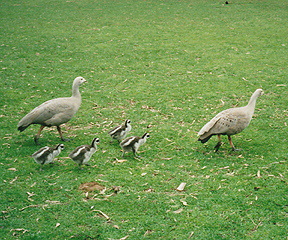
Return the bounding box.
[69,138,100,167]
[120,133,150,158]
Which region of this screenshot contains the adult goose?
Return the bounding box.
[108,119,132,142]
[32,143,64,169]
[120,133,150,158]
[198,89,263,151]
[17,77,87,144]
[69,137,100,167]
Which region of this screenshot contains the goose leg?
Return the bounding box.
[121,151,125,158]
[214,135,222,152]
[57,126,70,142]
[132,148,141,158]
[34,125,45,145]
[228,136,241,151]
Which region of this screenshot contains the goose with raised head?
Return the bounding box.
[120,133,150,158]
[69,138,100,167]
[17,77,87,144]
[108,119,132,142]
[198,89,263,151]
[32,143,64,169]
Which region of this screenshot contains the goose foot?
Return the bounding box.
[231,148,242,152]
[61,138,71,142]
[214,142,222,152]
[34,135,40,145]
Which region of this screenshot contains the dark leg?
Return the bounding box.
[214,135,222,152]
[121,150,125,157]
[57,126,70,142]
[34,125,45,145]
[132,148,141,158]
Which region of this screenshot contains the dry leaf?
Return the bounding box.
[9,176,18,184]
[10,228,29,233]
[180,199,188,206]
[189,231,195,238]
[8,168,17,171]
[45,200,61,204]
[173,208,184,214]
[176,182,186,191]
[144,188,154,192]
[93,210,110,220]
[119,235,129,240]
[113,158,127,163]
[144,230,154,236]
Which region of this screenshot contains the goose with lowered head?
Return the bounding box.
[198,89,263,151]
[17,77,87,144]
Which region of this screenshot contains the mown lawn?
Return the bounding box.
[1,0,287,239]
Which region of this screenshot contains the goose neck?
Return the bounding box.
[246,91,259,112]
[72,83,81,98]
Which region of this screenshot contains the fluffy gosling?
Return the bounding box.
[32,143,64,169]
[120,133,150,158]
[108,119,132,142]
[69,138,100,167]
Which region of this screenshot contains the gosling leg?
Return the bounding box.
[132,148,141,158]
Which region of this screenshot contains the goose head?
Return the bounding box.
[92,138,100,148]
[255,89,264,97]
[56,143,65,151]
[142,133,150,140]
[74,76,87,86]
[125,119,131,126]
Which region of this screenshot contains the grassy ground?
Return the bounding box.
[1,0,287,239]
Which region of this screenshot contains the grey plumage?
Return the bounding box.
[108,119,132,141]
[120,133,150,158]
[198,89,263,151]
[32,143,64,167]
[17,76,87,144]
[69,138,100,167]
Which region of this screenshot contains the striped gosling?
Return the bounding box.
[69,138,100,167]
[120,133,150,158]
[32,143,64,169]
[108,119,132,142]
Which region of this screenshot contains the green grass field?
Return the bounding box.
[1,0,287,239]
